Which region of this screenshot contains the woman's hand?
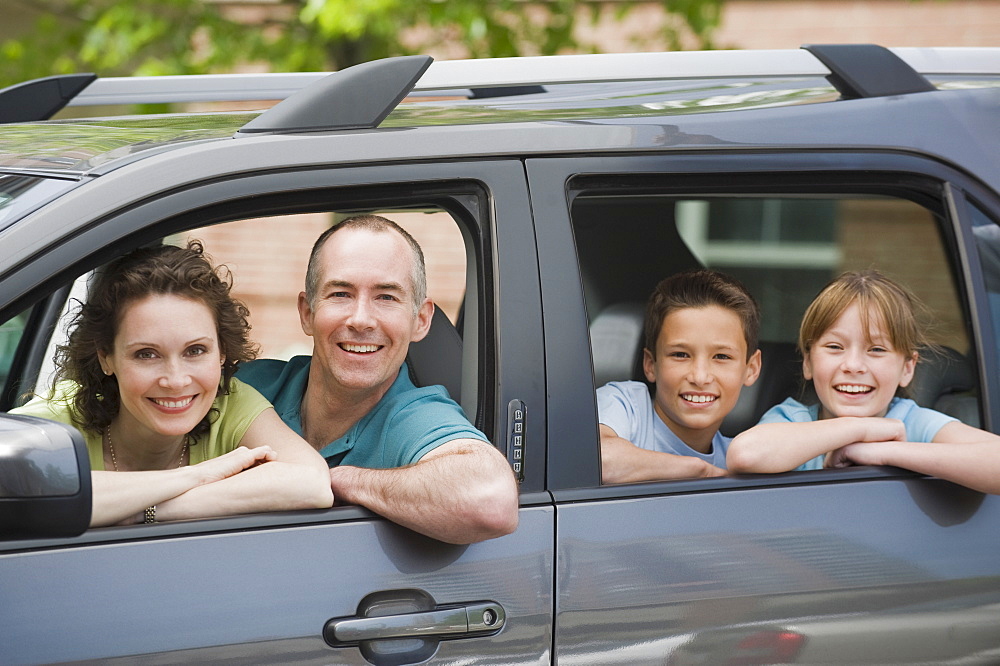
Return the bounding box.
[190,445,276,485]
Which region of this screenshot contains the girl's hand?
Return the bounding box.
[828,440,895,468]
[192,446,276,485]
[861,417,906,443]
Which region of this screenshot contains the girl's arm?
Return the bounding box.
[829,421,1000,494]
[727,417,906,473]
[154,408,333,521]
[90,446,276,526]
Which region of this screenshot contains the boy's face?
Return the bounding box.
[643,305,761,451]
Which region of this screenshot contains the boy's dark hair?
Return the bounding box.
[644,269,760,359]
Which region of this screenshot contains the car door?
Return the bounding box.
[0,158,554,665]
[528,153,1000,665]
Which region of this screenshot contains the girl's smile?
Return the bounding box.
[804,302,917,420]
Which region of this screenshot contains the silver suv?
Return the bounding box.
[2,44,1000,664]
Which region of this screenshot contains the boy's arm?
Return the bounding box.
[829,420,1000,494]
[727,417,906,474]
[600,425,726,484]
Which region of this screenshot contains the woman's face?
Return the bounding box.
[98,294,223,440]
[803,301,917,419]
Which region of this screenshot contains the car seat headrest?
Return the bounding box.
[590,302,646,388]
[406,304,463,400]
[910,346,978,426]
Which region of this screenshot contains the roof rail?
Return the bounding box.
[5,47,996,116]
[0,74,96,123]
[236,55,432,134]
[802,44,936,99]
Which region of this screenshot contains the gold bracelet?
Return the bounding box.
[144,505,156,524]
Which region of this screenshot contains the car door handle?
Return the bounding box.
[324,601,505,645]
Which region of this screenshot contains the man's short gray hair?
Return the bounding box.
[304,214,427,313]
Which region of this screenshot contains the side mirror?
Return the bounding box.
[0,414,91,538]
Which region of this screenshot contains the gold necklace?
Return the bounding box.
[105,425,188,471]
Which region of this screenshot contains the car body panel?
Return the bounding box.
[553,479,1000,664]
[0,504,555,664]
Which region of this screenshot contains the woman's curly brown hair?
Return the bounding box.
[53,240,259,441]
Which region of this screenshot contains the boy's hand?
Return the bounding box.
[699,462,728,478]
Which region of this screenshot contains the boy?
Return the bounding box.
[598,270,762,483]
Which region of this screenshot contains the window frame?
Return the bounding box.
[527,149,998,496]
[0,157,545,550]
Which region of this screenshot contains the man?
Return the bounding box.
[239,214,518,544]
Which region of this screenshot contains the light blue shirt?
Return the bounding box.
[238,356,487,468]
[758,396,958,471]
[597,380,731,469]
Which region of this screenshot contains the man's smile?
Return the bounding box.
[339,343,383,353]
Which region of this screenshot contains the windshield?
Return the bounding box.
[0,174,78,233]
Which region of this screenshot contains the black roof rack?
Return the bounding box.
[0,74,97,123]
[236,55,433,135]
[801,44,936,100]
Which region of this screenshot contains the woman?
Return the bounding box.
[11,241,332,526]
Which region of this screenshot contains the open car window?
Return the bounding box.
[574,187,977,483]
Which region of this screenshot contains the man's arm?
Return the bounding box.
[600,425,725,484]
[328,438,519,544]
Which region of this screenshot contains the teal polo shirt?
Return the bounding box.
[237,356,488,468]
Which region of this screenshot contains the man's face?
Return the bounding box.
[298,227,432,399]
[642,305,760,451]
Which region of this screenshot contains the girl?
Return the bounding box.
[11,241,333,526]
[727,270,1000,494]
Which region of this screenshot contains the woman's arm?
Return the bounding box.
[727,417,906,473]
[154,408,332,521]
[829,421,1000,494]
[90,446,276,526]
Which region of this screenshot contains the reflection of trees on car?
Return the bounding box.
[0,0,723,88]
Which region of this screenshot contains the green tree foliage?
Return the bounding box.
[1,0,723,87]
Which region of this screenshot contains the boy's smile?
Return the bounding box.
[643,305,761,453]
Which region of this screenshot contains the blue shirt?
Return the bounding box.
[237,356,488,468]
[596,380,731,469]
[758,396,957,471]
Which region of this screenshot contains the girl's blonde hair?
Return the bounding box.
[798,269,932,360]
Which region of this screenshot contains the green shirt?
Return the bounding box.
[10,378,272,471]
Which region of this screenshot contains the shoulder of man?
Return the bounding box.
[236,356,311,402]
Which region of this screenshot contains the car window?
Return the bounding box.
[4,184,493,540]
[574,188,976,475]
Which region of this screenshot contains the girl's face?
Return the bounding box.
[98,294,223,442]
[803,301,917,420]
